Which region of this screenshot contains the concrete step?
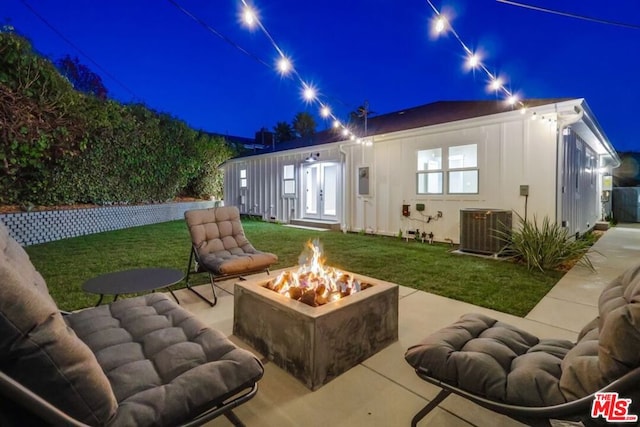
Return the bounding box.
[289,218,341,231]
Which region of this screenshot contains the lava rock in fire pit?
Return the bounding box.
[264,240,372,307]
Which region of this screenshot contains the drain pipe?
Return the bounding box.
[339,143,350,233]
[555,105,584,228]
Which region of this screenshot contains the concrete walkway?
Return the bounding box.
[172,223,640,427]
[527,223,640,333]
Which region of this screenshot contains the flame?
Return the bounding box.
[266,239,362,306]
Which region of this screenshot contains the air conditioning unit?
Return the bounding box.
[459,209,512,255]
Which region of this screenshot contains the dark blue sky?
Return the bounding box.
[3,1,639,151]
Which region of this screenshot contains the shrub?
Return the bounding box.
[497,214,594,272]
[0,29,234,206]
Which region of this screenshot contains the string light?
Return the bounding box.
[238,0,363,139]
[466,52,480,69]
[241,5,257,28]
[302,84,317,102]
[489,77,502,91]
[277,56,292,75]
[426,0,528,114]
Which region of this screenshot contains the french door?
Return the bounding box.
[303,162,339,220]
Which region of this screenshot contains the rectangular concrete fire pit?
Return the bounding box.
[233,271,399,390]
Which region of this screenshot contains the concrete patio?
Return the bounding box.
[171,224,640,427]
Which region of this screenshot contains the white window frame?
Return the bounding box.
[240,168,247,189]
[283,164,296,197]
[447,144,478,194]
[416,148,443,195]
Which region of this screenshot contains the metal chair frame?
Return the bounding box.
[0,369,258,427]
[411,366,640,427]
[184,245,270,307]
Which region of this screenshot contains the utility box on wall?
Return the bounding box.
[459,209,512,255]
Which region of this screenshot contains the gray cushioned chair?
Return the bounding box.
[405,263,640,427]
[184,206,278,306]
[0,221,264,426]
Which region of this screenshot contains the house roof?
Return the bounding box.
[236,98,572,157]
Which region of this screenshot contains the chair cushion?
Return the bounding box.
[0,222,117,425]
[185,206,278,275]
[405,313,574,406]
[0,220,53,303]
[406,263,640,408]
[200,251,278,275]
[65,293,264,427]
[560,263,640,400]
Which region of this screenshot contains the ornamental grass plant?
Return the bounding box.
[497,214,596,272]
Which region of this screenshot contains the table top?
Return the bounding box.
[82,268,184,295]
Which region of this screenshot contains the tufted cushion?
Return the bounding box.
[405,313,574,406]
[405,263,640,408]
[185,206,277,275]
[0,220,53,303]
[560,263,640,400]
[0,222,117,424]
[65,293,264,426]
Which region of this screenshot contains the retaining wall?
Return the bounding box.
[0,201,218,246]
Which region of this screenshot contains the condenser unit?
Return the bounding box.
[459,209,512,255]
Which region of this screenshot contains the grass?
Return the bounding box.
[25,220,564,316]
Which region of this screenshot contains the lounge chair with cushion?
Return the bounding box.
[184,206,278,306]
[0,221,264,426]
[405,263,640,427]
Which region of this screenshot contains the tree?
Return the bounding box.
[613,151,640,187]
[293,111,316,139]
[56,55,108,100]
[348,101,375,135]
[273,121,294,143]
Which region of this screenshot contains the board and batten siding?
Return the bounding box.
[222,100,614,243]
[346,113,560,242]
[224,146,342,222]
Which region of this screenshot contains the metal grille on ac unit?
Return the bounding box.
[459,209,512,255]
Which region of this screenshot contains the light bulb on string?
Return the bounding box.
[242,5,258,29]
[434,16,446,34]
[489,77,502,92]
[320,106,331,118]
[333,120,341,129]
[302,84,317,102]
[466,52,480,69]
[507,95,518,105]
[277,56,292,75]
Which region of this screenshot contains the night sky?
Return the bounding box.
[3,0,640,151]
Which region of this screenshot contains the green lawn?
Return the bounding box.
[25,220,564,316]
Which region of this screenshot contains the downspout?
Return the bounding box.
[339,143,349,232]
[555,105,584,227]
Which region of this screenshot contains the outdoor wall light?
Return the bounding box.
[305,152,320,162]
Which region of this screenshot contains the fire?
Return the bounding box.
[265,239,364,307]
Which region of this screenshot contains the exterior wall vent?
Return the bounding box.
[459,209,512,255]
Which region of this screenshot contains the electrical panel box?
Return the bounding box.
[416,203,425,212]
[402,204,410,217]
[520,185,529,197]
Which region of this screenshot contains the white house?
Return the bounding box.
[222,99,620,245]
